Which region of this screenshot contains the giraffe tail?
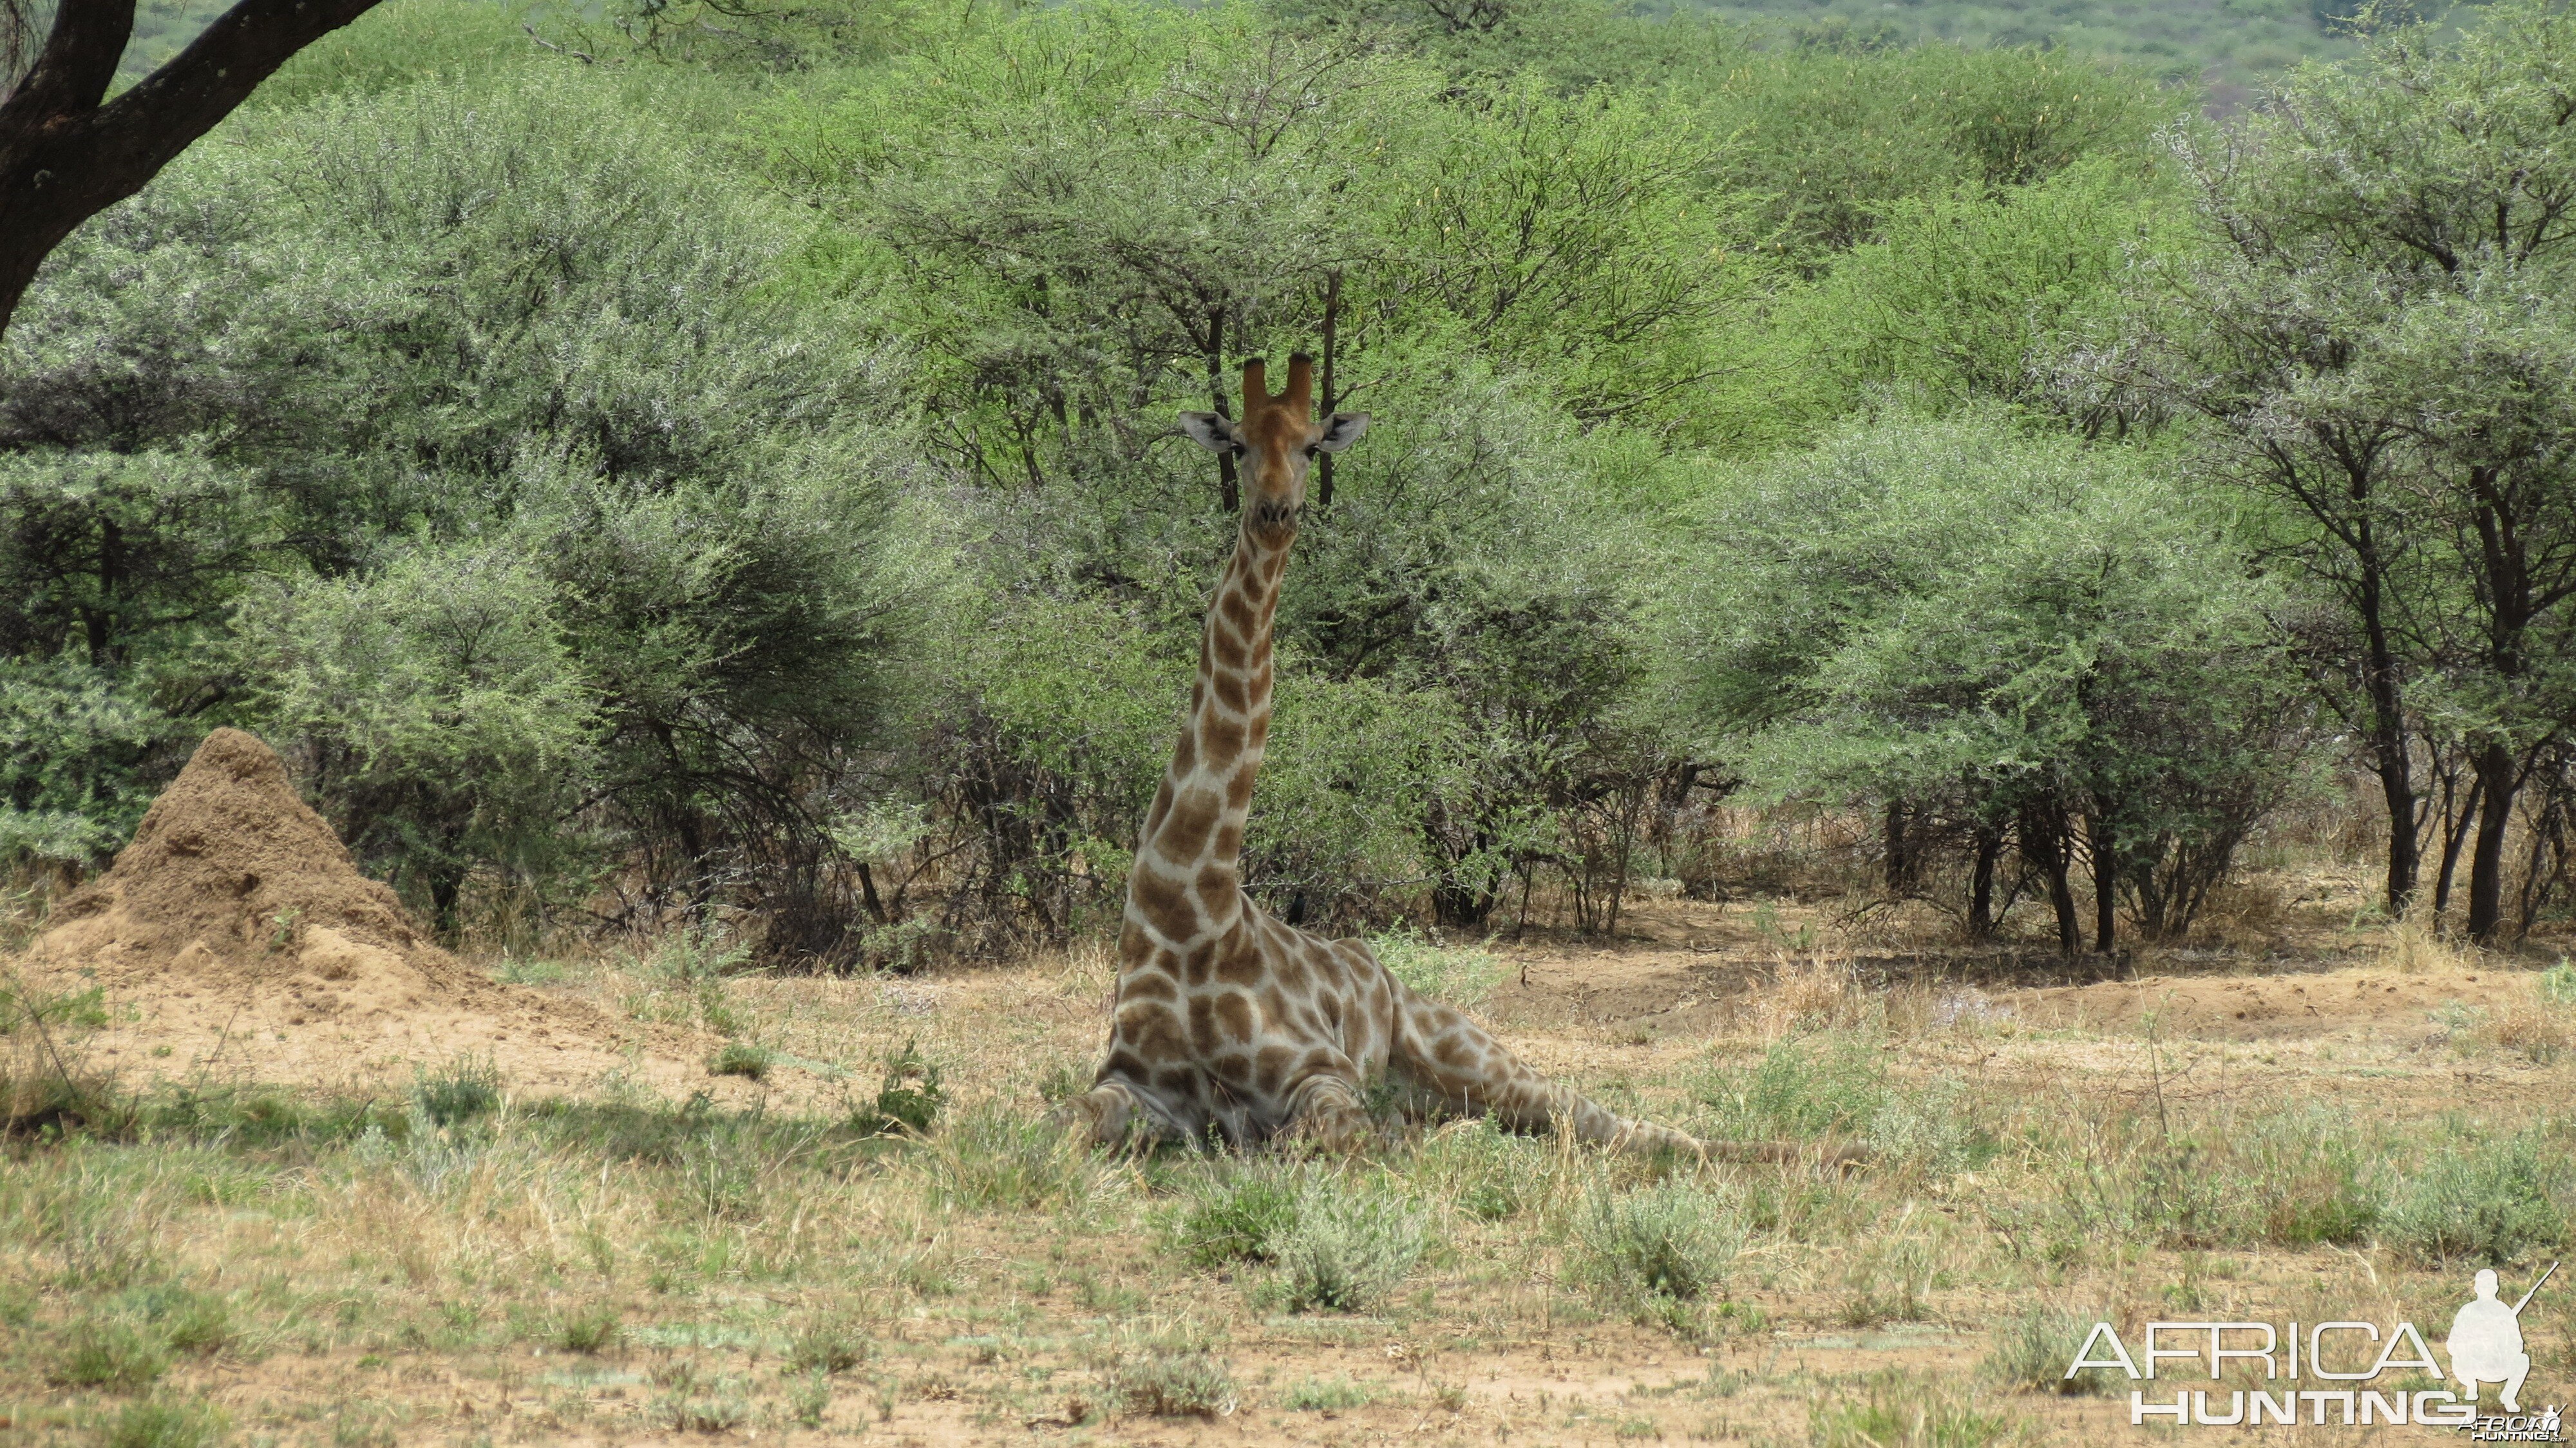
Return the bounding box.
[1381,972,1867,1169]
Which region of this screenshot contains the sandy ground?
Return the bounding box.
[5,884,2569,1446]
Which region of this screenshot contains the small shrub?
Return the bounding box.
[1168,1167,1300,1268]
[1984,1304,2121,1396]
[707,1041,772,1080]
[2539,960,2576,1005]
[2382,1134,2568,1266]
[790,1370,832,1429]
[413,1056,501,1127]
[56,1317,170,1389]
[853,1039,944,1136]
[102,1398,226,1448]
[788,1315,871,1374]
[557,1304,621,1354]
[1863,1077,1991,1179]
[1575,1182,1744,1304]
[1269,1186,1426,1313]
[2240,1109,2380,1246]
[1282,1375,1379,1411]
[1097,1322,1236,1418]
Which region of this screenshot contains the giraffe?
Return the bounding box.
[1050,355,1830,1166]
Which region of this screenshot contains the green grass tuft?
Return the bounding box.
[556,1303,621,1353]
[1575,1181,1745,1304]
[1372,928,1505,1011]
[55,1317,171,1389]
[1168,1165,1300,1268]
[101,1398,227,1448]
[412,1055,501,1126]
[707,1040,773,1080]
[851,1038,944,1136]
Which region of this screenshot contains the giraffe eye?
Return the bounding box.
[1230,444,1247,460]
[1302,444,1320,459]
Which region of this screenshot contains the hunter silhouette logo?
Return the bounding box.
[2063,1262,2562,1434]
[2452,1264,2550,1413]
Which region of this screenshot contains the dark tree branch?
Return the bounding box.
[0,0,383,341]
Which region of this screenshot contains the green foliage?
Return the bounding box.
[18,0,2443,969]
[1694,1034,1889,1140]
[788,1315,873,1374]
[1370,929,1505,1011]
[129,1284,232,1357]
[2543,962,2576,1005]
[2382,1134,2570,1267]
[235,540,598,929]
[923,1106,1102,1212]
[2112,0,2576,937]
[1691,0,2351,90]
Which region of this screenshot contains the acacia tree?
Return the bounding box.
[0,1,384,341]
[2111,0,2576,940]
[1664,408,2307,958]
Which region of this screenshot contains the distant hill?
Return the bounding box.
[116,0,2397,106]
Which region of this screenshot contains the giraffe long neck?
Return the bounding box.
[1126,520,1290,948]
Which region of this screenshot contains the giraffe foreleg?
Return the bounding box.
[1387,987,1862,1167]
[1051,1081,1172,1150]
[1280,1065,1375,1154]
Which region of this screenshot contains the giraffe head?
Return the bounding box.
[1179,355,1369,537]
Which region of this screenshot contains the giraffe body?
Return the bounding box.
[1054,357,1806,1165]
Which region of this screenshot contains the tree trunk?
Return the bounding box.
[2020,802,2081,960]
[2434,783,2477,923]
[1205,307,1238,512]
[2086,808,2117,955]
[1967,824,2002,940]
[2353,550,2420,917]
[1882,799,1911,895]
[2466,738,2519,944]
[1314,269,1340,508]
[0,1,387,342]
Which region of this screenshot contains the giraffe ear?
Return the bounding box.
[1314,412,1370,453]
[1177,412,1242,453]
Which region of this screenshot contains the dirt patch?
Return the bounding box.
[10,728,755,1103]
[2018,963,2530,1042]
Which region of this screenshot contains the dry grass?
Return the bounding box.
[0,886,2570,1445]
